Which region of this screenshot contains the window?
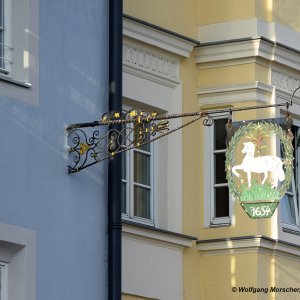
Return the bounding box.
[122,109,154,224]
[0,0,11,74]
[0,0,4,69]
[281,125,300,231]
[204,116,231,226]
[0,0,39,95]
[0,224,36,300]
[0,263,7,300]
[0,0,9,74]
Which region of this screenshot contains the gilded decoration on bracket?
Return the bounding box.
[67,109,214,173]
[67,109,171,173]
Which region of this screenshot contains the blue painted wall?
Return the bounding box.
[0,0,108,299]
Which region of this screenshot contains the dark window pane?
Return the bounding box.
[214,153,226,184]
[121,152,126,180]
[0,47,2,68]
[138,140,150,152]
[0,31,3,69]
[134,151,150,185]
[120,123,127,147]
[215,186,229,217]
[214,119,227,150]
[134,186,151,219]
[121,182,127,214]
[0,0,3,27]
[281,194,297,225]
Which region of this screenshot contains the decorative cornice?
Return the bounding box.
[123,16,198,58]
[197,81,273,106]
[123,42,180,85]
[197,235,300,260]
[122,222,196,250]
[273,45,300,71]
[195,38,300,72]
[195,38,273,66]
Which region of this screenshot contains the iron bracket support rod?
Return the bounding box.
[66,102,290,130]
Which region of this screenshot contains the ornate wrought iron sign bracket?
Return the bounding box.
[66,109,213,173]
[66,102,291,174]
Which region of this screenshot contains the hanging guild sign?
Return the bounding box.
[225,120,293,219]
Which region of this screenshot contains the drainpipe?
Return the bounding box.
[108,0,122,300]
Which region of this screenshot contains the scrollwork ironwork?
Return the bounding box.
[67,109,227,173]
[202,114,214,126]
[67,113,171,173]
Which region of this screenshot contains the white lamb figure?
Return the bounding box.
[232,142,285,189]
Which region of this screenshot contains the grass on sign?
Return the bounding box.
[240,180,280,202]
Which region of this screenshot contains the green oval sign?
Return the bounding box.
[225,122,293,219]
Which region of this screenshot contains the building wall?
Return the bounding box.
[124,0,198,39]
[122,225,184,300]
[121,13,197,299]
[0,0,109,299]
[273,0,300,30]
[123,1,300,300]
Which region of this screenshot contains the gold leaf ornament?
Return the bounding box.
[79,143,90,155]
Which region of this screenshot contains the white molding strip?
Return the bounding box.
[274,88,300,106]
[122,223,195,250]
[195,38,300,71]
[123,64,179,88]
[195,38,273,66]
[123,17,197,58]
[197,81,273,106]
[197,235,300,261]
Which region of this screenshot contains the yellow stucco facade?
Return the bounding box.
[123,1,300,299]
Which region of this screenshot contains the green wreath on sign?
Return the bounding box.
[225,122,294,206]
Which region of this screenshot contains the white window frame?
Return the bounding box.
[0,0,11,74]
[0,0,5,71]
[0,263,7,300]
[0,224,36,300]
[281,121,300,233]
[204,114,232,227]
[0,0,39,100]
[121,106,154,226]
